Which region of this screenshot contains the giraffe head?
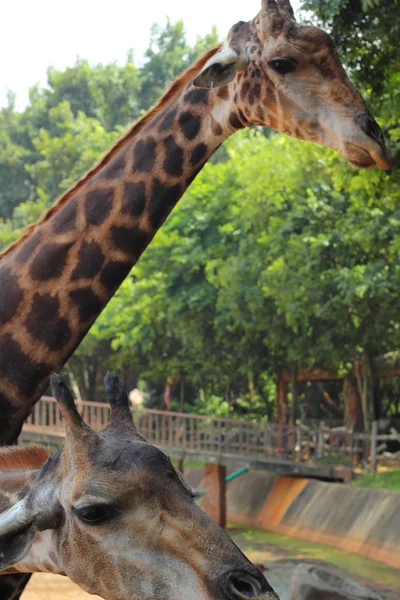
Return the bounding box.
[0,374,277,600]
[194,0,391,169]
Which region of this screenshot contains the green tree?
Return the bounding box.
[138,19,218,110]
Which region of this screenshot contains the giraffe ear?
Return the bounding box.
[0,501,39,569]
[0,497,63,570]
[0,454,63,570]
[193,47,241,89]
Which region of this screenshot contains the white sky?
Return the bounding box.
[1,0,301,109]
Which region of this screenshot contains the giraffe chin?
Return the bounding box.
[348,156,376,169]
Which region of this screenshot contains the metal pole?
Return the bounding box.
[370,420,378,473]
[194,466,249,499]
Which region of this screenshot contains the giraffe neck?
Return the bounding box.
[0,72,238,442]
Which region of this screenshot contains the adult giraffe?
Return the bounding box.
[0,1,391,595]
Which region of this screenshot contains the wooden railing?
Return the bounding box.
[23,396,373,465]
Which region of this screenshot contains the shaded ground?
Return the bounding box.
[23,525,399,600]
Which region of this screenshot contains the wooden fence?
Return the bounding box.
[24,396,399,469]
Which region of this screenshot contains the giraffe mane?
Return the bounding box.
[0,45,221,260]
[0,445,52,470]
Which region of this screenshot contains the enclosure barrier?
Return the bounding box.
[24,396,399,469]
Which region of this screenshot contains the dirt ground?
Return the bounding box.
[23,574,102,600]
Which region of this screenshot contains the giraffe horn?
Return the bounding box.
[104,372,142,436]
[277,0,295,18]
[50,373,90,435]
[262,0,279,13]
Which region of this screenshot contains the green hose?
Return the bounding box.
[194,466,249,499]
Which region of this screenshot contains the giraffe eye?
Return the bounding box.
[268,57,297,74]
[73,503,118,525]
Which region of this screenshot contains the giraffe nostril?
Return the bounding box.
[220,569,276,599]
[356,113,384,143]
[230,575,259,597]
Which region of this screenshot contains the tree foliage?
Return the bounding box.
[0,10,399,426]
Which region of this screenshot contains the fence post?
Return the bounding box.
[349,428,354,469]
[204,464,226,527]
[318,421,325,459]
[298,426,303,462]
[263,420,269,456]
[370,420,378,473]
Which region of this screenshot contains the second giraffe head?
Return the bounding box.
[0,373,278,600]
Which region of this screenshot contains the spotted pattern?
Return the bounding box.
[163,136,184,177]
[134,137,156,172]
[178,112,201,140]
[16,231,41,264]
[110,225,149,257]
[103,153,127,180]
[69,288,103,323]
[30,243,73,281]
[159,109,177,131]
[85,188,114,226]
[52,198,77,234]
[24,293,71,351]
[0,392,18,443]
[0,334,51,395]
[100,261,132,293]
[122,181,147,217]
[190,143,208,165]
[217,86,229,100]
[149,179,182,229]
[71,242,105,280]
[0,266,22,325]
[229,113,245,130]
[184,88,209,105]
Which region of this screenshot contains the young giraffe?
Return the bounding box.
[0,0,391,447]
[0,373,278,600]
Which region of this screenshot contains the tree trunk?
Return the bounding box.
[354,353,376,432]
[343,377,362,431]
[276,373,288,426]
[163,380,172,410]
[290,364,298,426]
[373,377,382,421]
[179,376,185,411]
[248,374,255,403]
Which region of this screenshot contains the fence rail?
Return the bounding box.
[24,396,400,470]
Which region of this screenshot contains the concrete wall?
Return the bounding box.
[185,468,400,569]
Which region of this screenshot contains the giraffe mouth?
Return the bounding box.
[345,143,392,170]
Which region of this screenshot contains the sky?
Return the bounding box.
[1,0,301,109]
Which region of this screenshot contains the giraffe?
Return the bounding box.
[0,1,391,597]
[0,373,278,600]
[0,0,391,447]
